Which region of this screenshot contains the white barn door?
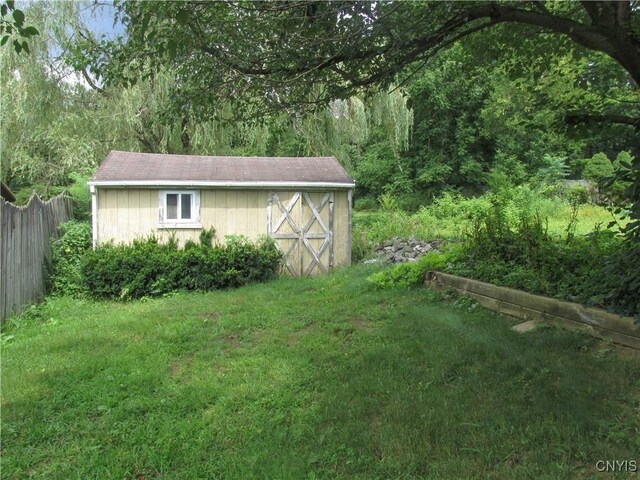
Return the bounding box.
[267,191,334,277]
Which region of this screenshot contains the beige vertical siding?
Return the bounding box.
[96,188,351,269]
[333,190,350,268]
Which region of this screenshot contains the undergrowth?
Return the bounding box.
[364,188,638,318]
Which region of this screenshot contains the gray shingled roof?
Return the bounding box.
[90,151,354,186]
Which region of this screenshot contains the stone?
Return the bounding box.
[511,320,541,333]
[368,237,442,264]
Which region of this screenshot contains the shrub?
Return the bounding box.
[608,150,634,202]
[354,196,378,211]
[12,184,66,205]
[82,235,283,299]
[396,192,431,213]
[49,221,92,296]
[583,153,614,183]
[445,201,634,315]
[565,185,591,205]
[66,173,92,221]
[532,154,569,187]
[354,141,406,199]
[199,226,216,247]
[602,243,640,318]
[378,192,399,212]
[351,225,371,263]
[367,251,452,289]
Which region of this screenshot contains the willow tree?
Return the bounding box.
[75,2,638,124]
[0,2,98,193]
[73,1,640,236]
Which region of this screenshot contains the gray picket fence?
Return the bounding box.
[1,194,74,322]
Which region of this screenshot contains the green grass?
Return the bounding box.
[353,197,617,245]
[2,266,639,479]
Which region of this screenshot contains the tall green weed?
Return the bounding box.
[361,187,636,318]
[49,221,92,296]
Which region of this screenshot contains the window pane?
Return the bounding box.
[181,194,192,219]
[166,194,178,219]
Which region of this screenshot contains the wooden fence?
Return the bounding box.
[1,194,74,322]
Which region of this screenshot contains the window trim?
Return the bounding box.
[158,190,202,229]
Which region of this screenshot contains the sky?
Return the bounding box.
[80,2,124,40]
[37,1,125,88]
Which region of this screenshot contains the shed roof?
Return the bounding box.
[89,151,354,188]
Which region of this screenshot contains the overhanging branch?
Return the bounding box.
[566,112,640,130]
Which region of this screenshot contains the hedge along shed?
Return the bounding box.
[88,150,355,276]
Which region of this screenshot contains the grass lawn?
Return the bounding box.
[353,200,618,245]
[2,266,639,479]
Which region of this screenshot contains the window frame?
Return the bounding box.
[158,190,201,228]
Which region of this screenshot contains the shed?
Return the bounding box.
[88,150,355,276]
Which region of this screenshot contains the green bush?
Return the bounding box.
[354,141,405,199]
[443,199,634,316]
[378,192,400,212]
[565,185,591,205]
[367,251,452,289]
[49,221,92,296]
[532,154,569,187]
[608,150,634,202]
[199,226,216,248]
[354,184,637,317]
[602,243,640,318]
[13,184,65,205]
[354,196,378,211]
[351,225,372,263]
[66,173,92,221]
[583,153,614,183]
[82,235,283,299]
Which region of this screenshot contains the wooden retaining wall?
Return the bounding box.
[1,194,74,322]
[425,271,640,350]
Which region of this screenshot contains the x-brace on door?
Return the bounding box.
[267,191,334,277]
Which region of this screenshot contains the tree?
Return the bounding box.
[0,0,39,54]
[71,0,639,233]
[77,2,638,125]
[0,1,138,196]
[3,2,416,199]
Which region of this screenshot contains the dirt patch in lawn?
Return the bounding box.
[287,330,304,346]
[349,315,374,333]
[253,329,269,343]
[197,311,220,321]
[169,354,194,378]
[221,333,242,349]
[287,323,316,346]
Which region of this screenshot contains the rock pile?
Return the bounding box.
[367,238,442,264]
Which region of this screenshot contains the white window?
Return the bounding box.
[158,190,201,228]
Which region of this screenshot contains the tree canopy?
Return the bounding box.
[4,2,639,211]
[76,1,639,126]
[0,0,39,53]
